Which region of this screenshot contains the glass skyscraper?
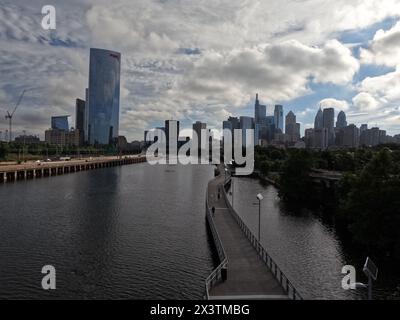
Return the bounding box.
[87,48,121,145]
[51,116,69,131]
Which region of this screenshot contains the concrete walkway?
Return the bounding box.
[207,172,287,300]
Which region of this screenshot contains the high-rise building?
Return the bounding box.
[87,48,121,145]
[274,105,284,132]
[75,98,85,146]
[360,124,368,133]
[240,116,254,147]
[165,120,180,155]
[254,94,267,125]
[193,121,207,151]
[336,111,347,128]
[343,124,359,148]
[51,116,69,131]
[285,111,301,142]
[323,108,335,146]
[314,128,329,150]
[314,108,323,130]
[45,128,80,146]
[305,128,315,148]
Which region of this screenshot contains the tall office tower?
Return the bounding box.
[360,124,368,133]
[322,108,335,146]
[225,116,240,151]
[240,116,254,147]
[87,48,121,145]
[314,128,329,150]
[51,116,69,131]
[379,130,387,145]
[274,105,284,132]
[336,111,347,129]
[370,127,380,146]
[193,121,207,151]
[285,111,301,142]
[254,94,267,146]
[305,128,315,148]
[227,116,240,131]
[314,108,323,129]
[165,120,180,155]
[75,98,85,145]
[342,124,359,148]
[254,94,267,125]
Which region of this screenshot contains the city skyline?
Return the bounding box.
[0,1,400,142]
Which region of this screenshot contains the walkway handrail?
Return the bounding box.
[222,178,303,300]
[204,185,228,300]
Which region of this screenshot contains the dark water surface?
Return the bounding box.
[0,162,215,299]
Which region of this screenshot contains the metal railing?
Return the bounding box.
[222,179,303,300]
[204,185,228,300]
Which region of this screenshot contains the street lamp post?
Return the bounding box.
[256,193,263,242]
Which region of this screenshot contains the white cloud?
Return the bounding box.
[353,67,400,111]
[1,0,400,139]
[319,98,350,111]
[177,40,359,108]
[361,21,400,67]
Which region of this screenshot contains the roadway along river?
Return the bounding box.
[0,162,215,299]
[228,177,400,300]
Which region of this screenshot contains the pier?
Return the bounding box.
[205,167,303,300]
[0,155,146,183]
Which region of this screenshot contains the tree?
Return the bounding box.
[341,148,400,258]
[278,150,315,208]
[0,143,9,160]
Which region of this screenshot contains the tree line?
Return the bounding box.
[254,144,400,260]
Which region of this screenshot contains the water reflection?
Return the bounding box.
[0,163,215,299]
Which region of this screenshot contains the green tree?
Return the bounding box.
[341,148,400,258]
[278,150,315,208]
[0,143,9,160]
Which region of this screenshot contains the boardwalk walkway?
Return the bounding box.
[206,171,289,300]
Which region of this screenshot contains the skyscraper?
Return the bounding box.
[314,108,323,129]
[342,124,359,148]
[323,108,335,146]
[75,98,85,146]
[51,116,69,131]
[285,111,301,142]
[336,111,347,128]
[165,120,180,155]
[240,116,254,147]
[254,94,267,146]
[254,94,266,125]
[193,121,206,151]
[87,48,121,145]
[274,105,284,132]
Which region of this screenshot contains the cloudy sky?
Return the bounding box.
[0,0,399,141]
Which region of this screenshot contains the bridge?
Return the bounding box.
[205,167,302,300]
[0,155,146,183]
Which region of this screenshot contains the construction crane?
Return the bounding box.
[5,89,33,143]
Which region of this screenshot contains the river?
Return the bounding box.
[0,162,215,299]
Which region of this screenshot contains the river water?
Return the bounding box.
[0,162,215,299]
[1,162,398,299]
[228,177,400,300]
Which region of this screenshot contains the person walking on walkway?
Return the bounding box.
[212,206,215,217]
